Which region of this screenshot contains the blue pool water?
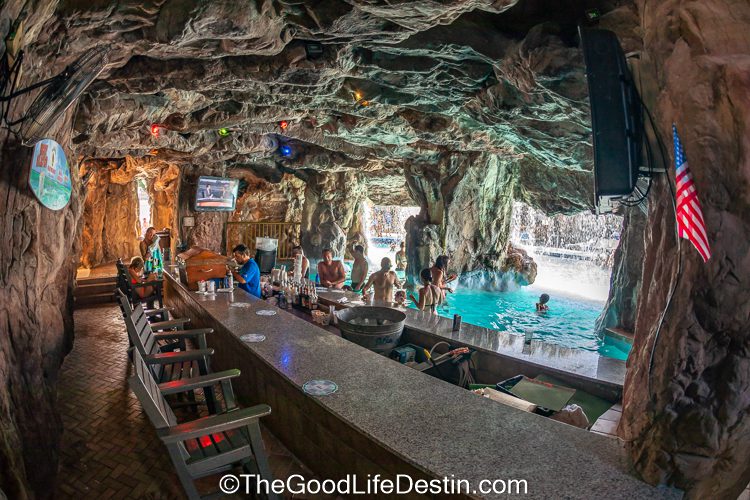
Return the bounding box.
[413,286,630,360]
[315,247,631,360]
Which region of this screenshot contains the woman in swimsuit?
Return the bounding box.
[128,257,156,298]
[410,268,442,312]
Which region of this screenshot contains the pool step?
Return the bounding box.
[605,327,634,344]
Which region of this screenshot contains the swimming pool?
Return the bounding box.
[411,285,629,360]
[321,247,630,360]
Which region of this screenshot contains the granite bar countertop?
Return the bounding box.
[165,271,679,499]
[316,289,626,388]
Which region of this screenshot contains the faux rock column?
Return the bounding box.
[404,152,519,283]
[621,2,750,497]
[0,126,81,498]
[79,159,141,267]
[300,171,366,261]
[596,207,646,334]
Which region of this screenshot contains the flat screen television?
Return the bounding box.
[579,27,643,214]
[194,176,239,211]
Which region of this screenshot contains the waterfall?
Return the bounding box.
[510,202,621,302]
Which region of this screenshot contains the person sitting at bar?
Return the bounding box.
[128,257,157,298]
[362,257,401,303]
[317,248,346,289]
[290,245,310,279]
[229,244,261,298]
[350,244,368,292]
[431,254,457,296]
[409,268,442,312]
[395,241,407,271]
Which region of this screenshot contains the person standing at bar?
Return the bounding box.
[317,248,346,289]
[395,241,407,271]
[350,244,368,292]
[229,244,261,298]
[362,257,401,303]
[140,227,162,272]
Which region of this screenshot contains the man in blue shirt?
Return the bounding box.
[229,244,261,298]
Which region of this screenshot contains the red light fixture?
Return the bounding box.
[150,124,161,138]
[279,120,288,130]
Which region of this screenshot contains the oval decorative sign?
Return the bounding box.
[29,139,71,210]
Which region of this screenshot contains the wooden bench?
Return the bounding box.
[129,349,278,500]
[124,305,218,413]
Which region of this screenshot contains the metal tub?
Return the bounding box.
[335,306,406,355]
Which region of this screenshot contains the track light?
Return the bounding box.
[279,144,292,157]
[218,128,230,137]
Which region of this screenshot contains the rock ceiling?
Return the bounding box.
[29,0,635,210]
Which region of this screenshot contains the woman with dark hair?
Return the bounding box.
[409,268,442,312]
[430,255,457,296]
[128,257,156,298]
[536,293,550,312]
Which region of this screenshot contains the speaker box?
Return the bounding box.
[579,27,643,203]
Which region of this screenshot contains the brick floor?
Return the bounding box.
[55,305,325,499]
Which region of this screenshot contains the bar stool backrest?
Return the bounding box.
[128,351,191,463]
[124,307,165,380]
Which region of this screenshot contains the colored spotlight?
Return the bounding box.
[279,145,292,157]
[150,124,161,138]
[218,128,230,137]
[279,120,288,130]
[354,91,362,101]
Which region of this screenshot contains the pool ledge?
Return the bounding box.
[318,290,626,399]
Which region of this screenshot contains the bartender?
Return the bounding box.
[229,244,261,298]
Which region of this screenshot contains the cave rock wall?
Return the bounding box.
[620,1,750,497]
[80,156,180,268]
[300,171,366,262]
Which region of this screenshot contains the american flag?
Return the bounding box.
[673,124,711,262]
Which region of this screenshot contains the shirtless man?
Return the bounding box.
[395,241,407,271]
[350,244,368,292]
[362,257,401,302]
[317,248,346,289]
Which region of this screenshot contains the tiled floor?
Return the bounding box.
[55,305,324,499]
[590,403,622,438]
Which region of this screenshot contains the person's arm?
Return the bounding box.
[361,274,375,294]
[140,241,150,259]
[231,264,247,284]
[301,257,309,277]
[332,262,347,286]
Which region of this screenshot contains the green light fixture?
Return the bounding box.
[218,128,230,137]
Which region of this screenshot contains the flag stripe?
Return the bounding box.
[673,124,711,262]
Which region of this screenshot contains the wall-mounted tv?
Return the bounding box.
[579,27,644,214]
[194,176,239,211]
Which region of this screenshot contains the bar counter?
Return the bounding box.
[164,271,680,499]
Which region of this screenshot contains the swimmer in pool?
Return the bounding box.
[536,293,550,312]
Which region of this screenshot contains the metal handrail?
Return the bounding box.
[226,221,301,260]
